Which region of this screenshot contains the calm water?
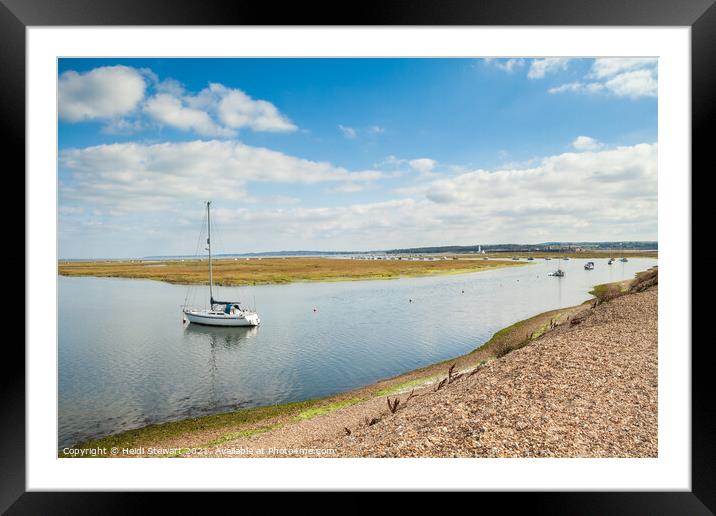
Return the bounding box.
[58,257,656,447]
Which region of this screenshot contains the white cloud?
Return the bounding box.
[485,57,657,100]
[421,144,656,209]
[527,58,571,79]
[60,66,297,136]
[154,78,186,96]
[210,199,426,247]
[101,118,144,135]
[408,158,437,174]
[144,84,296,136]
[59,65,146,121]
[572,136,603,150]
[330,183,370,193]
[603,69,657,99]
[487,58,570,79]
[549,58,657,99]
[378,155,403,167]
[339,125,357,139]
[213,143,656,249]
[485,58,526,72]
[144,94,234,137]
[209,84,297,132]
[60,142,657,255]
[339,124,385,139]
[588,58,657,79]
[548,82,605,94]
[60,140,382,212]
[378,156,436,171]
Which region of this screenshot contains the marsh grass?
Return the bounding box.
[58,257,525,286]
[375,376,441,396]
[293,398,362,420]
[590,266,658,304]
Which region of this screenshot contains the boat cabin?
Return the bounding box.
[224,304,242,314]
[211,300,243,314]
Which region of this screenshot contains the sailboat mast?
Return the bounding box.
[207,201,213,304]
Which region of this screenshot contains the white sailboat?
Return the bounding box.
[548,257,565,277]
[183,201,261,327]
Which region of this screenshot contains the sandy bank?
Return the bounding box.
[197,272,658,458]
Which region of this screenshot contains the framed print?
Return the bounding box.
[4,0,713,511]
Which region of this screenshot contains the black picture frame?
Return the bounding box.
[4,0,712,511]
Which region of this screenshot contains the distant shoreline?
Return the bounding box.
[59,249,658,263]
[57,252,656,287]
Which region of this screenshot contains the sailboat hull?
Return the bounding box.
[184,310,260,327]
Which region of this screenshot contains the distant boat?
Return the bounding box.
[183,201,261,327]
[620,257,629,262]
[584,261,595,270]
[563,257,570,260]
[548,269,565,277]
[527,256,534,261]
[544,257,552,261]
[608,258,614,265]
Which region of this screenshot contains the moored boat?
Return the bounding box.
[182,201,261,327]
[184,306,260,326]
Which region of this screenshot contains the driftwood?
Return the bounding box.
[387,397,400,414]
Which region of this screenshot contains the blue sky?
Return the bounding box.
[58,58,658,258]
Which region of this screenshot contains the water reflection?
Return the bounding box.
[184,323,259,349]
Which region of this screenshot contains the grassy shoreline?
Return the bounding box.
[57,251,656,288]
[58,256,527,287]
[60,266,657,457]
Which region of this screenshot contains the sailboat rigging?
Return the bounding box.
[183,201,261,327]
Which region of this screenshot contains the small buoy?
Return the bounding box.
[409,299,412,303]
[313,307,317,312]
[461,290,464,293]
